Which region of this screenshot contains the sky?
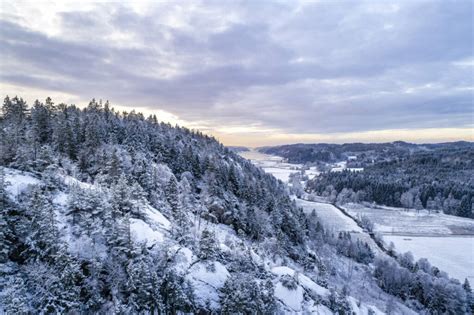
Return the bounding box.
[0,0,473,147]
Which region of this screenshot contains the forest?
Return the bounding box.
[261,142,473,218]
[306,147,473,218]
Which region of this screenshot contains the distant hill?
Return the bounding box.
[258,141,473,164]
[226,146,250,153]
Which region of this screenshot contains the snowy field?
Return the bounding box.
[344,203,474,235]
[239,150,308,182]
[297,198,362,233]
[343,203,474,282]
[384,235,474,282]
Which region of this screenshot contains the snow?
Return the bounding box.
[305,167,320,179]
[271,266,329,298]
[143,204,171,230]
[52,191,69,234]
[383,235,474,282]
[130,219,164,245]
[344,203,474,235]
[331,161,347,172]
[308,304,334,315]
[261,167,300,182]
[347,296,385,315]
[178,247,194,267]
[297,199,363,233]
[271,266,295,277]
[61,175,94,190]
[298,273,329,297]
[170,246,195,273]
[186,261,230,310]
[342,202,474,281]
[3,168,41,197]
[274,282,304,312]
[239,150,301,183]
[53,191,68,206]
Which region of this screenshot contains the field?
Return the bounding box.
[240,150,302,182]
[383,235,473,282]
[344,203,474,282]
[297,198,362,233]
[343,203,474,235]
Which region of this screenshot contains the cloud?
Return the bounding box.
[0,0,472,145]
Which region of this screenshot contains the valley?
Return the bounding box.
[239,149,474,283]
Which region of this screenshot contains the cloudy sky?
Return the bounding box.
[1,0,472,146]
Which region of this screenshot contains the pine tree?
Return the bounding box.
[126,244,156,312]
[159,267,195,314]
[458,195,472,218]
[25,186,61,262]
[198,228,219,262]
[0,167,11,262]
[111,174,133,218]
[30,100,51,145]
[220,273,273,314]
[109,213,133,259]
[165,175,179,211]
[464,279,474,313]
[1,276,30,313]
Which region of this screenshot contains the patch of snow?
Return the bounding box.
[4,169,41,197]
[186,261,230,310]
[219,243,231,252]
[347,296,385,315]
[144,204,171,230]
[298,273,329,297]
[272,266,294,276]
[172,246,195,272]
[52,191,69,234]
[271,266,329,297]
[308,304,334,315]
[331,161,347,172]
[297,199,362,233]
[130,219,164,245]
[274,282,304,312]
[68,234,108,260]
[53,191,68,206]
[62,175,94,189]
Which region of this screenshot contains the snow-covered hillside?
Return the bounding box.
[2,167,393,313]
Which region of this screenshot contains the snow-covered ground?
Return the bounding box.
[297,198,362,233]
[240,150,311,183]
[384,235,474,282]
[3,168,41,198]
[4,165,418,313]
[343,203,474,282]
[344,203,474,235]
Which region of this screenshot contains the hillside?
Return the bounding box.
[0,96,471,314]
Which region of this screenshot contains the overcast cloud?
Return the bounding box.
[0,0,472,145]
